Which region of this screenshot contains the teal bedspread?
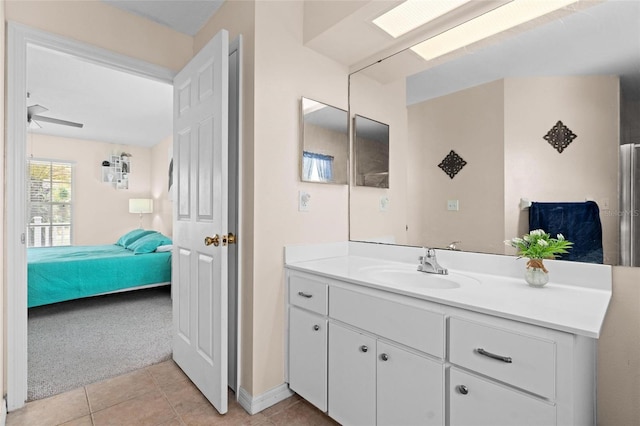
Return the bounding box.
[28,245,171,308]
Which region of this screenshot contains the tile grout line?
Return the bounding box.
[86,368,162,421]
[83,387,96,426]
[147,365,186,425]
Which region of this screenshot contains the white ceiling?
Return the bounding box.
[27,45,173,148]
[404,0,640,104]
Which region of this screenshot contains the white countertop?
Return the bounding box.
[285,245,612,339]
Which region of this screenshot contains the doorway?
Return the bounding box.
[6,23,241,411]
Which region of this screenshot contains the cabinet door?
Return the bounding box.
[449,368,556,426]
[377,341,444,426]
[289,307,327,411]
[328,322,376,426]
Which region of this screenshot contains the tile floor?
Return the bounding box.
[7,360,338,426]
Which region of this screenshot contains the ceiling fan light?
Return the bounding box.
[410,0,577,61]
[372,0,471,38]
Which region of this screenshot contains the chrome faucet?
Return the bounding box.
[447,241,461,251]
[418,248,448,275]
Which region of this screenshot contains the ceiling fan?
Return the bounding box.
[27,104,84,129]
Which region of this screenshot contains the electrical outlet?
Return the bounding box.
[299,191,311,212]
[447,200,459,211]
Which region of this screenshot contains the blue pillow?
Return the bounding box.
[128,233,173,254]
[116,229,158,247]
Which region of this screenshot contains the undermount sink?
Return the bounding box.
[361,264,480,290]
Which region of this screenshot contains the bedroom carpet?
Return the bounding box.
[28,286,172,401]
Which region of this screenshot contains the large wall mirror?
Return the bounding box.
[301,97,349,184]
[348,0,640,266]
[354,114,390,188]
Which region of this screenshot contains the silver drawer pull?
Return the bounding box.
[297,291,313,298]
[313,325,320,331]
[380,353,389,361]
[360,345,368,353]
[476,348,512,363]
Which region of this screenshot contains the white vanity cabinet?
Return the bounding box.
[287,274,328,411]
[328,322,444,426]
[286,267,599,426]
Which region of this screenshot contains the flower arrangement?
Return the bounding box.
[504,229,573,272]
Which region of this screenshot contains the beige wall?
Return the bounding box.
[250,0,349,395]
[29,134,155,244]
[350,73,408,245]
[407,80,505,253]
[598,266,640,425]
[504,76,619,264]
[150,136,173,238]
[5,0,192,72]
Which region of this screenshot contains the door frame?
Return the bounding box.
[5,22,241,410]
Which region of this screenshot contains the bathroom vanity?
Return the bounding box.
[284,242,611,426]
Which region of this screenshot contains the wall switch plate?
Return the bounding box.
[447,200,459,211]
[379,196,390,212]
[299,191,311,212]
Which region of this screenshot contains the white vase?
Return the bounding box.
[524,263,549,287]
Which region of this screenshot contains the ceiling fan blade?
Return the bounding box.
[31,114,84,128]
[27,104,48,116]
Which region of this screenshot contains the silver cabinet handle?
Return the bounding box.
[297,291,313,298]
[360,345,368,353]
[313,325,320,331]
[476,348,512,363]
[380,353,389,361]
[457,385,469,395]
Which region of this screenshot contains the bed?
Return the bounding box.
[28,230,172,308]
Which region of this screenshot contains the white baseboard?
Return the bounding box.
[1,397,7,426]
[237,383,294,415]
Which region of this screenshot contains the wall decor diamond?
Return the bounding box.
[438,150,467,179]
[543,120,577,153]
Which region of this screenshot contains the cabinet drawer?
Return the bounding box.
[330,286,445,358]
[449,317,556,399]
[449,367,556,426]
[289,274,328,315]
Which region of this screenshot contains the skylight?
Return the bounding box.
[410,0,577,61]
[372,0,471,38]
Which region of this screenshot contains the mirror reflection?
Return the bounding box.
[348,0,640,265]
[354,115,390,188]
[301,97,348,185]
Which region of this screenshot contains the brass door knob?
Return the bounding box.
[227,232,236,245]
[204,235,220,247]
[222,232,237,246]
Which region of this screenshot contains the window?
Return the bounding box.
[28,160,73,247]
[302,151,334,183]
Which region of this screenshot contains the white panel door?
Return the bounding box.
[172,29,229,414]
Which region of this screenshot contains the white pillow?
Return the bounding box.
[155,244,173,252]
